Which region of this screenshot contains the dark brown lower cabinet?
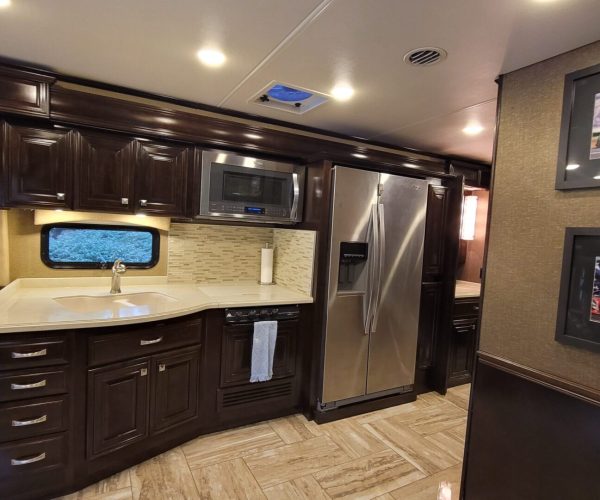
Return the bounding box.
[448,319,476,385]
[447,298,479,388]
[87,359,150,459]
[151,348,200,434]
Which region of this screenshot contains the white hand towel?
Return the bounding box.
[250,320,278,383]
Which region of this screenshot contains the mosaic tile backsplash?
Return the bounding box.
[168,223,315,295]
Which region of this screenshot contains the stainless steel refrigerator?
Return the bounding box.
[319,165,428,409]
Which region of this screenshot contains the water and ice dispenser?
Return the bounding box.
[337,242,369,292]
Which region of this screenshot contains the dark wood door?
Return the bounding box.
[417,282,443,371]
[422,185,448,281]
[448,319,477,386]
[87,359,149,458]
[75,130,135,212]
[150,348,200,434]
[134,141,189,216]
[2,123,73,208]
[220,321,298,388]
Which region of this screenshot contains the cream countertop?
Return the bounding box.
[455,280,481,299]
[0,277,313,334]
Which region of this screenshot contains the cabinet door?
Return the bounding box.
[150,348,200,434]
[3,123,73,208]
[220,321,297,387]
[87,359,149,458]
[135,141,189,216]
[448,319,477,385]
[417,282,443,370]
[75,130,135,212]
[422,185,448,281]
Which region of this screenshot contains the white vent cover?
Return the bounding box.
[250,82,328,115]
[403,47,447,66]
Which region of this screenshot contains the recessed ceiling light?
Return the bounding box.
[352,153,367,159]
[196,48,226,67]
[244,133,262,140]
[331,84,354,102]
[566,163,580,170]
[594,175,600,180]
[462,123,484,136]
[0,0,11,8]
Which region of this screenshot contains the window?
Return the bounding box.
[41,224,159,269]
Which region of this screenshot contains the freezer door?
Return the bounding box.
[322,166,379,404]
[367,174,428,394]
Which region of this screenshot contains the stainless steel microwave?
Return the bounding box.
[197,150,305,224]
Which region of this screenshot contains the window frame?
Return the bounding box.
[40,223,160,270]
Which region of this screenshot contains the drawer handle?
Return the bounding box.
[12,415,47,427]
[140,337,163,346]
[11,452,46,466]
[11,380,47,390]
[11,348,47,359]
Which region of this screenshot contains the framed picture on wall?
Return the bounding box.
[555,63,600,190]
[556,228,600,352]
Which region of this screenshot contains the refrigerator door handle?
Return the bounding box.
[363,204,379,335]
[371,202,386,332]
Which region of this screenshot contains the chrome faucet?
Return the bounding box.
[110,259,126,294]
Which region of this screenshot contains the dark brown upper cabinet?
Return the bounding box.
[422,184,449,282]
[0,67,54,118]
[2,122,73,208]
[134,141,189,217]
[74,130,136,213]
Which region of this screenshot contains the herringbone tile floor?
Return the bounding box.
[60,385,470,500]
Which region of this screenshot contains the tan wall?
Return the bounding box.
[480,41,600,391]
[7,210,168,279]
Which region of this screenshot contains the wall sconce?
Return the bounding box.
[460,195,478,240]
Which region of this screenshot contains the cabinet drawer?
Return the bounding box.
[0,367,68,403]
[0,335,68,371]
[454,299,480,318]
[0,433,67,482]
[0,397,68,443]
[88,318,202,367]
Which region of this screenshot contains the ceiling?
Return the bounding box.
[0,0,598,163]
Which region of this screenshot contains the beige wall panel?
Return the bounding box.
[7,210,167,279]
[480,41,600,390]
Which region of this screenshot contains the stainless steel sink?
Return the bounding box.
[54,292,177,315]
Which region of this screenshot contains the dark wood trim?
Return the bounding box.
[0,58,490,169]
[313,391,417,424]
[461,74,503,498]
[477,351,600,405]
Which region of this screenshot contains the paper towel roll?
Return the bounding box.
[260,247,274,285]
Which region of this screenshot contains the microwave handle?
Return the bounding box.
[290,172,300,221]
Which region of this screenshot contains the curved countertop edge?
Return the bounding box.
[0,278,314,335]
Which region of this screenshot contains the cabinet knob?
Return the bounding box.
[140,368,148,377]
[139,199,148,207]
[56,192,65,201]
[159,363,166,372]
[121,198,129,205]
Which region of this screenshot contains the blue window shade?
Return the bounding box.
[41,224,159,269]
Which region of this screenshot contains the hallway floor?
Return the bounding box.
[60,385,470,500]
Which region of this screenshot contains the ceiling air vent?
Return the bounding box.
[403,47,447,67]
[250,82,328,115]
